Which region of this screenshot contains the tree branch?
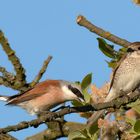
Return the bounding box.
[0,76,15,89]
[77,15,131,47]
[0,66,15,81]
[26,121,85,140]
[29,56,52,88]
[0,30,53,139]
[0,134,17,140]
[0,30,26,90]
[0,30,53,93]
[0,66,16,87]
[0,89,140,134]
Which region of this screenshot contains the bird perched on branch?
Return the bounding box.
[0,80,84,115]
[88,42,140,126]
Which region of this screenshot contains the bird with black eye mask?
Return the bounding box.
[0,80,84,115]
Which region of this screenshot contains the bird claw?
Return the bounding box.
[119,90,130,99]
[119,90,128,97]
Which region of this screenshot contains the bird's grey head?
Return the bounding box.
[127,42,140,53]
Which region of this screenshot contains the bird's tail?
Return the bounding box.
[0,95,9,102]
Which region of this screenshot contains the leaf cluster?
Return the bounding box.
[97,38,127,69]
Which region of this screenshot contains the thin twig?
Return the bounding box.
[0,66,16,84]
[29,56,53,87]
[0,76,15,89]
[0,90,140,134]
[77,15,131,47]
[0,134,17,140]
[0,30,26,89]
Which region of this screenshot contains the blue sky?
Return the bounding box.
[0,0,140,139]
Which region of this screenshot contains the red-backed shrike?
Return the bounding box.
[0,80,84,115]
[88,42,140,126]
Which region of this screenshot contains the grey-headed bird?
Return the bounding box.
[0,80,84,115]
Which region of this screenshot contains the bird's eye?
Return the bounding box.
[127,48,134,52]
[138,47,140,50]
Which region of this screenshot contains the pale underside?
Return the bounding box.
[106,51,140,102]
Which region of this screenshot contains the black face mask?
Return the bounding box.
[127,48,134,53]
[68,85,84,100]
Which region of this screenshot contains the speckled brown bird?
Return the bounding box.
[88,42,140,126]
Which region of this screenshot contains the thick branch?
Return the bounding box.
[29,56,52,87]
[0,134,17,140]
[26,122,85,140]
[0,30,54,138]
[77,15,131,47]
[0,90,140,134]
[0,30,26,89]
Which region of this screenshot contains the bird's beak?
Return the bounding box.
[77,94,85,102]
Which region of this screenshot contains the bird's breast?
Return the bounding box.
[112,55,140,94]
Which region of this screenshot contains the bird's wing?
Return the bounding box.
[109,54,127,92]
[7,80,60,105]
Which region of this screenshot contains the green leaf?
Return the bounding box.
[68,130,87,140]
[127,99,140,108]
[72,138,89,140]
[134,135,140,140]
[125,117,136,126]
[72,100,85,107]
[127,100,140,114]
[83,90,91,103]
[81,73,92,91]
[106,60,117,69]
[119,47,127,53]
[133,105,140,114]
[75,81,81,85]
[88,124,99,135]
[91,133,98,140]
[97,38,116,58]
[78,129,95,140]
[134,120,140,134]
[79,129,90,138]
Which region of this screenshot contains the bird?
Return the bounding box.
[0,80,84,115]
[87,42,140,126]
